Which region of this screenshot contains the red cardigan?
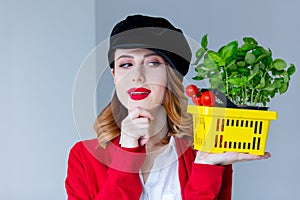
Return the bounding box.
[65,137,232,200]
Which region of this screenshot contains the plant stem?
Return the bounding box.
[254,91,260,105]
[244,86,248,105]
[250,82,254,106]
[224,67,229,96]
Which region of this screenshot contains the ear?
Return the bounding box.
[110,68,115,77]
[111,68,115,77]
[111,68,116,85]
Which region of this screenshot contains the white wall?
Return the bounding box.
[1,0,95,199]
[95,0,300,199]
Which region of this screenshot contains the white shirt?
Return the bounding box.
[139,137,182,200]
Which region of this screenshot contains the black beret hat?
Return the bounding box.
[108,14,192,79]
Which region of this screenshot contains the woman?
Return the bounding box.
[65,14,270,200]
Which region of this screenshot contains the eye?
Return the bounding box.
[145,55,165,67]
[119,63,133,68]
[147,61,163,67]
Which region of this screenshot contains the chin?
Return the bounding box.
[127,101,152,110]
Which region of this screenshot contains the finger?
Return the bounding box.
[263,152,271,159]
[139,137,149,146]
[129,107,154,120]
[133,118,151,128]
[235,152,271,161]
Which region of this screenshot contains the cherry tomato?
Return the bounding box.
[185,84,199,97]
[192,94,203,106]
[201,91,216,106]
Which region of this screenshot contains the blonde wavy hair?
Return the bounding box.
[94,65,193,148]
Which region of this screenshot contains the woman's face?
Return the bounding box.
[112,48,168,111]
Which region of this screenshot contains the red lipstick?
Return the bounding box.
[127,87,151,100]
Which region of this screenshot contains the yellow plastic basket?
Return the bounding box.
[187,105,278,155]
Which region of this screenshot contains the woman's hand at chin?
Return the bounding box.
[119,107,153,148]
[194,151,271,165]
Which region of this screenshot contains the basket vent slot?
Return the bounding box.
[257,137,261,150]
[214,135,218,147]
[252,137,256,150]
[216,118,225,132]
[214,134,224,147]
[238,142,241,149]
[243,142,246,149]
[216,119,220,131]
[233,142,237,149]
[221,119,225,131]
[254,121,258,133]
[259,121,263,134]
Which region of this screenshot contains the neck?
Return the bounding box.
[146,105,169,151]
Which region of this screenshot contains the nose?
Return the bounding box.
[132,65,145,82]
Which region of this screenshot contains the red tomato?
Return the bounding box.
[185,84,199,97]
[192,94,203,106]
[201,91,216,106]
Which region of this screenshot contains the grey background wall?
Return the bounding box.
[1,0,95,199]
[2,0,300,199]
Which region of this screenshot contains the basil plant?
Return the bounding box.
[193,34,296,107]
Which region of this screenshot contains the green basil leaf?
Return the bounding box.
[207,51,225,66]
[273,58,287,70]
[241,76,248,85]
[210,77,223,86]
[237,61,246,67]
[195,48,206,59]
[269,90,276,98]
[248,72,258,81]
[227,63,237,71]
[253,64,260,73]
[263,84,276,92]
[201,34,208,49]
[245,52,256,64]
[220,41,238,60]
[255,53,270,63]
[228,77,242,86]
[243,37,258,45]
[240,43,257,51]
[203,57,218,69]
[195,64,205,73]
[273,81,282,89]
[279,82,288,94]
[287,64,296,76]
[257,63,265,70]
[283,71,289,83]
[229,71,239,78]
[192,76,204,81]
[237,67,248,74]
[260,77,265,87]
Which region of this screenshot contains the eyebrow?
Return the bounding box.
[116,52,159,60]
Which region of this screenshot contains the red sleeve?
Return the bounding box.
[94,144,145,200]
[184,164,232,200]
[65,142,92,200]
[65,141,145,200]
